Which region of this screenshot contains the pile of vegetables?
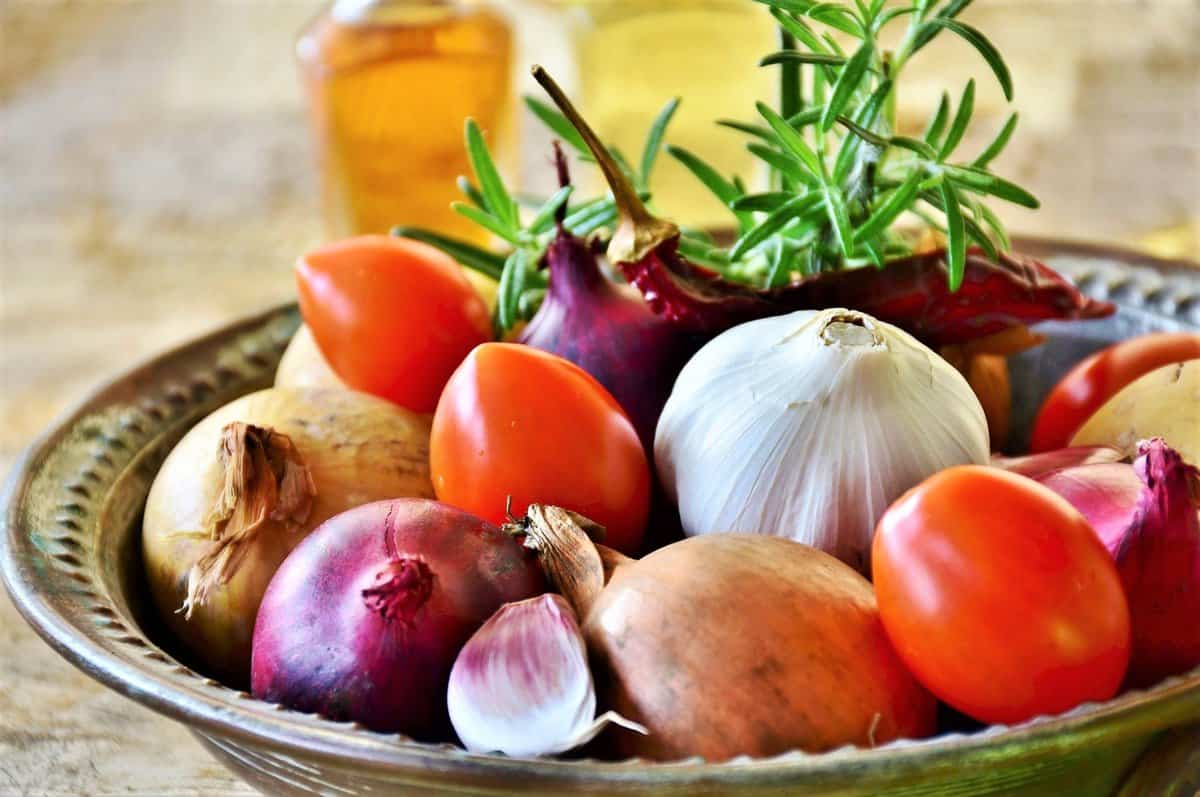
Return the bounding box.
[142,0,1200,764]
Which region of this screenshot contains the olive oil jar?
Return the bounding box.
[565,0,775,227]
[297,0,515,242]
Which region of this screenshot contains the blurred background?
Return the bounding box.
[0,1,1198,793]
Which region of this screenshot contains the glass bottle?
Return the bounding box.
[297,0,514,242]
[566,0,775,228]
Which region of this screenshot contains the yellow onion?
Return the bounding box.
[275,324,345,390]
[143,387,433,685]
[1071,359,1200,464]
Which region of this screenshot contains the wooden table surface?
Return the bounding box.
[1,1,1197,795]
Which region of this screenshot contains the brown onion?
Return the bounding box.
[275,324,345,390]
[516,505,935,761]
[143,387,433,685]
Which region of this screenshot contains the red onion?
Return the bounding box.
[1114,440,1200,688]
[1036,464,1144,554]
[517,150,704,450]
[993,445,1125,480]
[251,499,545,739]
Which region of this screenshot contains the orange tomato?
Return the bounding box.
[1030,332,1200,453]
[295,235,491,412]
[431,343,650,554]
[873,466,1131,726]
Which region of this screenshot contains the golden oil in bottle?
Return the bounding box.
[297,0,515,243]
[568,0,775,228]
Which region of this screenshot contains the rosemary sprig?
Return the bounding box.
[678,0,1039,289]
[396,101,680,336]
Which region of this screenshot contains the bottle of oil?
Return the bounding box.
[297,0,514,242]
[567,0,775,228]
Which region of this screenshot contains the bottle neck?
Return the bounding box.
[331,0,460,26]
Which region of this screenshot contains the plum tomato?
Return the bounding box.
[1030,332,1200,453]
[295,235,491,412]
[872,465,1131,726]
[430,342,650,555]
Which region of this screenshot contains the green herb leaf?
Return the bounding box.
[972,112,1018,169]
[747,143,821,187]
[717,119,776,144]
[807,3,865,37]
[940,179,966,290]
[833,78,892,182]
[668,145,754,230]
[732,191,795,212]
[566,203,619,237]
[760,51,847,67]
[874,5,915,29]
[452,202,520,245]
[908,0,975,53]
[860,239,886,268]
[919,18,1013,100]
[768,8,832,55]
[837,116,890,148]
[640,97,681,186]
[495,249,529,333]
[456,176,488,210]
[852,170,923,243]
[391,227,506,281]
[754,0,819,14]
[924,92,950,147]
[731,193,824,260]
[677,235,734,269]
[821,39,875,132]
[938,79,975,160]
[891,136,939,160]
[822,181,854,255]
[975,201,1011,251]
[787,106,825,128]
[465,120,518,229]
[528,185,575,234]
[777,27,802,119]
[757,102,822,174]
[764,238,791,287]
[523,96,589,156]
[944,164,1039,208]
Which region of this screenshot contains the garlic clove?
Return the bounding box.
[447,593,645,757]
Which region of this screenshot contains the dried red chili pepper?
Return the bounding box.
[532,67,1114,347]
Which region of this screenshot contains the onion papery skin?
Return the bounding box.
[655,308,989,574]
[142,388,433,685]
[251,499,545,739]
[521,506,936,762]
[518,230,705,451]
[1037,463,1143,554]
[993,446,1125,479]
[1115,440,1200,688]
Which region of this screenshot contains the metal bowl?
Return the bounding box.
[3,241,1199,797]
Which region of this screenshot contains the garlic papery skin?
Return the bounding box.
[447,594,644,757]
[654,308,990,574]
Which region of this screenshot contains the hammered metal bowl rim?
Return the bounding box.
[3,242,1199,787]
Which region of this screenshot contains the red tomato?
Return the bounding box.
[872,466,1131,726]
[431,343,649,554]
[1030,332,1200,453]
[295,235,491,412]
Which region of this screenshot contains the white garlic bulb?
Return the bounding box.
[655,308,989,573]
[447,594,644,757]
